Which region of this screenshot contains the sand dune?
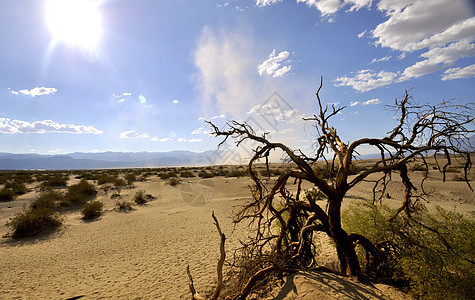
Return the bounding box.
[1,171,472,299]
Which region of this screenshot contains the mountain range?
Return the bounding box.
[0,151,220,170]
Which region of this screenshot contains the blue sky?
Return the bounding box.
[1,0,474,156]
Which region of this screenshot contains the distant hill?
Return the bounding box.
[0,150,219,170]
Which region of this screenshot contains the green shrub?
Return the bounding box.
[82,201,104,220]
[39,174,68,190]
[168,178,180,186]
[342,202,475,299]
[125,173,136,185]
[116,200,133,212]
[10,182,28,195]
[410,164,428,172]
[158,172,170,180]
[63,179,97,206]
[228,169,248,178]
[113,178,127,187]
[198,170,215,178]
[97,174,117,185]
[6,191,62,238]
[133,190,148,204]
[179,171,195,178]
[0,188,17,202]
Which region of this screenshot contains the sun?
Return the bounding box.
[46,0,102,48]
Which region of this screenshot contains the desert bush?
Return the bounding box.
[63,179,97,206]
[82,201,104,220]
[0,188,17,202]
[158,172,171,180]
[342,202,475,299]
[116,200,133,212]
[6,191,62,238]
[168,178,180,186]
[125,173,136,185]
[133,190,148,204]
[14,173,35,184]
[227,169,248,178]
[6,182,28,195]
[113,178,127,187]
[97,174,117,185]
[179,171,195,178]
[198,170,214,178]
[410,164,428,172]
[39,174,68,190]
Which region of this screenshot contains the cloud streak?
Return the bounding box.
[0,118,102,134]
[119,130,149,139]
[10,87,57,97]
[257,49,292,78]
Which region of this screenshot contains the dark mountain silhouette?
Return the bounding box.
[0,151,219,170]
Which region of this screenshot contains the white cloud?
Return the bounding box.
[177,138,187,142]
[337,39,475,91]
[294,0,372,17]
[255,0,282,6]
[119,130,149,139]
[188,138,202,143]
[358,30,367,38]
[211,114,225,120]
[173,99,179,104]
[258,49,292,78]
[247,102,305,124]
[350,101,360,106]
[118,98,126,103]
[11,87,57,97]
[363,98,381,105]
[152,136,172,142]
[198,117,205,121]
[314,0,475,91]
[372,1,473,52]
[442,64,475,81]
[297,0,341,16]
[194,27,260,115]
[0,118,103,134]
[49,149,63,153]
[139,95,147,104]
[191,127,204,135]
[335,69,399,92]
[370,55,391,64]
[122,92,132,96]
[400,39,475,80]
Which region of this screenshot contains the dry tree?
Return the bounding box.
[189,78,474,299]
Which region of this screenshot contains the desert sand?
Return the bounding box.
[0,168,473,299]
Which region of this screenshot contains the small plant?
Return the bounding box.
[39,174,68,190]
[133,190,148,204]
[168,178,180,186]
[0,188,17,202]
[198,170,215,178]
[125,173,136,185]
[114,178,127,187]
[5,181,28,195]
[342,202,475,299]
[158,172,170,180]
[6,191,62,238]
[110,191,121,199]
[410,164,428,172]
[116,200,133,212]
[81,201,104,220]
[179,171,195,178]
[63,179,97,206]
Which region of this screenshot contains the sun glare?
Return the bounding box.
[46,0,102,48]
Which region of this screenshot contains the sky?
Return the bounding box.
[1,0,474,157]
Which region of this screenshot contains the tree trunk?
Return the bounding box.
[328,195,361,276]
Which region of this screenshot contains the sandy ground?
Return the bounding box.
[0,170,473,299]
